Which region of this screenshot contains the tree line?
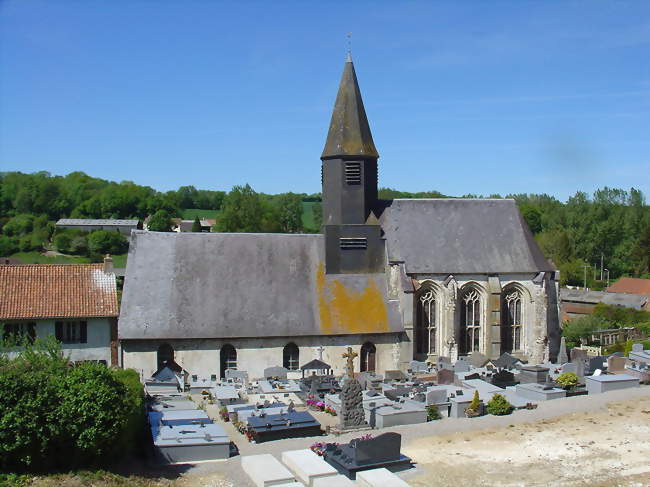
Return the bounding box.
[1,171,648,283]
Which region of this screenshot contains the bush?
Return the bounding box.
[0,235,19,256]
[53,233,72,253]
[486,394,513,416]
[556,372,579,389]
[426,404,441,421]
[0,339,146,473]
[87,230,128,257]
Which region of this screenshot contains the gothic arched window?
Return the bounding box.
[415,288,437,356]
[283,343,299,370]
[360,342,376,372]
[501,288,523,353]
[460,288,482,354]
[220,344,237,378]
[157,343,174,371]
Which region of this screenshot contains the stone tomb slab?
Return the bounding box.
[241,454,296,487]
[436,368,455,385]
[356,467,411,487]
[607,356,628,374]
[515,383,566,401]
[585,374,640,394]
[312,474,355,487]
[518,365,550,384]
[151,423,230,464]
[281,449,338,487]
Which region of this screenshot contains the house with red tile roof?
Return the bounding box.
[0,261,119,365]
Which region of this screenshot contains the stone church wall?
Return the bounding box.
[121,332,404,381]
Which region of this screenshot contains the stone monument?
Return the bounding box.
[339,347,367,429]
[557,336,568,364]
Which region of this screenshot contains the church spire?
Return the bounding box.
[321,56,379,160]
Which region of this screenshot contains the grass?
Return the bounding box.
[181,208,219,220]
[301,201,320,231]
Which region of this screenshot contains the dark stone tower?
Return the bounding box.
[321,54,384,274]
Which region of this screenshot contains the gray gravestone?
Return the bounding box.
[469,352,488,368]
[263,366,288,379]
[453,360,471,373]
[384,370,407,382]
[518,365,550,384]
[607,356,627,373]
[557,337,569,364]
[409,360,428,373]
[632,343,644,353]
[570,348,588,362]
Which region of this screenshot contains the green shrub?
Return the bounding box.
[0,339,146,473]
[486,393,513,416]
[87,230,128,257]
[0,235,19,256]
[468,390,480,411]
[53,233,72,253]
[556,372,579,388]
[426,404,441,421]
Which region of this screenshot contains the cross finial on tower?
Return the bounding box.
[346,32,352,62]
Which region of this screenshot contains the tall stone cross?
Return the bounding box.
[342,346,357,377]
[315,345,325,361]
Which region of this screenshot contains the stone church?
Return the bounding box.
[118,55,560,380]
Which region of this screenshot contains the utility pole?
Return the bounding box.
[600,253,604,281]
[582,264,590,290]
[604,269,610,288]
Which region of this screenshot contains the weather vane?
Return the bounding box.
[347,32,352,55]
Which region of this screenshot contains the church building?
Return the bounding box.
[118,55,560,380]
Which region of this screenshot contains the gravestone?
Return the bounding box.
[383,370,407,382]
[454,358,471,373]
[436,356,451,369]
[469,352,489,368]
[571,348,588,362]
[557,336,569,364]
[585,357,606,375]
[491,369,517,388]
[309,376,320,396]
[607,355,627,373]
[409,360,428,373]
[225,369,248,382]
[632,343,644,353]
[323,432,410,479]
[339,347,367,429]
[437,368,455,385]
[518,365,549,384]
[425,386,448,405]
[264,366,289,379]
[491,352,521,370]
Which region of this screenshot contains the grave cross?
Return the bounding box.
[342,346,358,377]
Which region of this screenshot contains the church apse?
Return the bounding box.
[316,263,389,334]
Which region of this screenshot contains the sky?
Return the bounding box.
[1,1,649,201]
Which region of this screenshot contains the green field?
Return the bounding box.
[182,209,220,220]
[301,201,320,231]
[9,251,128,267]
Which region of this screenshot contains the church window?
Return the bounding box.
[283,343,299,370]
[157,343,174,371]
[360,342,376,372]
[344,161,361,184]
[416,289,437,355]
[220,344,237,378]
[340,237,367,249]
[501,287,524,354]
[461,289,481,354]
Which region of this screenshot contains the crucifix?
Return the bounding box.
[342,346,357,377]
[315,345,325,361]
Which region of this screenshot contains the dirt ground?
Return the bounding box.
[404,398,650,487]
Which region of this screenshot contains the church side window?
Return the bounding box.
[157,343,174,371]
[220,344,237,378]
[505,290,522,350]
[417,289,437,355]
[461,289,481,353]
[283,343,299,370]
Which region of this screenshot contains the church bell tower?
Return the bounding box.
[321,54,384,274]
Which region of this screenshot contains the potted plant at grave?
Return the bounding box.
[465,390,482,418]
[486,393,513,416]
[219,406,229,421]
[556,372,579,391]
[426,404,441,421]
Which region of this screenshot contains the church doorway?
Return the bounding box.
[157,343,174,371]
[220,344,237,378]
[501,286,523,354]
[360,342,376,372]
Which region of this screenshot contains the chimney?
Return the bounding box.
[103,254,114,274]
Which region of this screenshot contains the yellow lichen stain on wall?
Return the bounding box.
[317,263,389,334]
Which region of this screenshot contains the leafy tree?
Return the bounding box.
[87,230,128,256]
[520,205,542,233]
[486,393,513,415]
[147,209,174,232]
[468,390,480,412]
[276,192,303,233]
[191,215,202,232]
[53,233,72,253]
[216,184,264,233]
[0,235,18,256]
[2,215,34,237]
[562,314,608,346]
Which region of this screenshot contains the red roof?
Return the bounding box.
[606,277,650,297]
[0,264,119,320]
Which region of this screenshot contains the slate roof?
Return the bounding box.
[560,288,647,309]
[301,359,332,371]
[0,264,119,320]
[56,218,139,226]
[118,231,403,340]
[606,277,650,296]
[321,55,379,160]
[379,198,554,274]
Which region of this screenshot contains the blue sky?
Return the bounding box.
[1,1,649,201]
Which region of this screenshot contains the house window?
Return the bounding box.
[55,321,87,344]
[283,343,299,370]
[416,289,437,355]
[460,289,482,354]
[2,322,36,343]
